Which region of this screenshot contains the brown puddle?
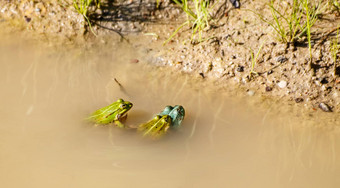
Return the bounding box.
[0,33,339,188]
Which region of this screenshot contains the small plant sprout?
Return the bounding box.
[331,27,339,77]
[163,0,215,45]
[249,41,265,78]
[303,0,313,69]
[73,0,101,36]
[330,0,340,13]
[156,0,160,8]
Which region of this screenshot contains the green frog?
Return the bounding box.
[138,105,185,138]
[159,105,185,128]
[87,99,133,128]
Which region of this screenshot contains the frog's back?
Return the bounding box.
[88,103,119,124]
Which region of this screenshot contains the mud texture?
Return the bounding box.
[0,0,84,37]
[1,0,339,113]
[145,0,340,113]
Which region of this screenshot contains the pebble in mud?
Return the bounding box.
[247,90,255,96]
[295,98,304,103]
[265,86,272,92]
[278,80,287,88]
[267,70,273,75]
[236,66,244,72]
[319,102,332,112]
[24,15,31,22]
[320,77,329,84]
[230,0,241,8]
[276,56,288,63]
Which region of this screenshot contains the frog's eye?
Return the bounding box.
[120,103,126,108]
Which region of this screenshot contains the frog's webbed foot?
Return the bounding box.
[114,120,125,128]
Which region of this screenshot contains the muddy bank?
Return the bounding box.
[1,0,339,114]
[143,0,340,113]
[0,0,84,37]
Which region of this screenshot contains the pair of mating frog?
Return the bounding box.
[87,99,185,138]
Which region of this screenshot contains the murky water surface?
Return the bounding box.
[0,34,339,188]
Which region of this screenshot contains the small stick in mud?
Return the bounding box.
[114,78,129,96]
[114,78,123,87]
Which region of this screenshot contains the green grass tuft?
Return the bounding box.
[331,27,339,77]
[303,0,313,68]
[163,0,215,45]
[250,0,323,45]
[329,0,340,13]
[73,0,101,36]
[249,41,265,78]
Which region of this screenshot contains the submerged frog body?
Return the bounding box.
[87,99,133,128]
[159,105,185,128]
[138,115,172,138]
[138,105,185,138]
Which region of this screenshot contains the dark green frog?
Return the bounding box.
[138,105,185,138]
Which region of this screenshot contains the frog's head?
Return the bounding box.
[168,105,185,128]
[116,99,133,118]
[160,106,173,116]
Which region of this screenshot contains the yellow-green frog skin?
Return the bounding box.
[87,99,133,128]
[138,115,172,138]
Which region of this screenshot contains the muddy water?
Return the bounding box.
[0,34,339,188]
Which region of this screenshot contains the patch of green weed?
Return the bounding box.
[249,41,265,78]
[163,0,214,45]
[250,0,322,45]
[73,0,101,36]
[331,27,339,77]
[329,0,340,13]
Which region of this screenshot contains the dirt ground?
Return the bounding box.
[1,0,339,113]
